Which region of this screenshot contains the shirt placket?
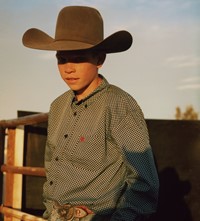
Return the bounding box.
[51,102,88,197]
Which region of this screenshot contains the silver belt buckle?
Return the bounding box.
[73,207,88,219]
[52,201,88,221]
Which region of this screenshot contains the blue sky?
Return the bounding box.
[0,0,200,119]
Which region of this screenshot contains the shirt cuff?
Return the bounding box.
[110,208,140,221]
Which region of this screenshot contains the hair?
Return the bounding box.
[93,51,106,65]
[56,49,106,65]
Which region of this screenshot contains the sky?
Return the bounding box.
[0,0,200,120]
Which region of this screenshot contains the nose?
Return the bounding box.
[63,62,76,74]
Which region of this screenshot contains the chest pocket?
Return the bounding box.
[70,132,106,172]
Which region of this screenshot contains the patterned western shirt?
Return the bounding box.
[43,75,159,221]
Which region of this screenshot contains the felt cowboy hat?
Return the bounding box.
[22,6,133,53]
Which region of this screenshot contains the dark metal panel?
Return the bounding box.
[147,119,200,221]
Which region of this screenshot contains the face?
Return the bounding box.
[56,50,104,100]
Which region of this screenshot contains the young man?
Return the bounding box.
[22,6,159,221]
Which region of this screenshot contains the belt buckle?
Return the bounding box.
[52,201,89,221]
[73,206,88,219]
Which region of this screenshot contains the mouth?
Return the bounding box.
[66,77,79,83]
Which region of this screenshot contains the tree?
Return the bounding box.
[175,105,198,120]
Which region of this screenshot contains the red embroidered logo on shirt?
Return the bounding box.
[80,136,85,142]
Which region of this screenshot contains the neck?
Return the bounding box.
[75,76,102,101]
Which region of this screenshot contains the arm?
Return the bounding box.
[42,110,55,219]
[110,110,159,221]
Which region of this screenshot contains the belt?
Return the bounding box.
[51,201,94,221]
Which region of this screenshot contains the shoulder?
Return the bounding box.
[51,90,72,108]
[106,84,141,110]
[48,90,72,118]
[106,85,148,136]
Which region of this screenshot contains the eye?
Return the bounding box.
[71,56,89,63]
[56,52,92,64]
[57,56,67,64]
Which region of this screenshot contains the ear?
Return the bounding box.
[97,53,106,68]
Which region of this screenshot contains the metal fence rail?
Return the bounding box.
[0,206,46,221]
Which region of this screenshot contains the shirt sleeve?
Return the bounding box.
[44,111,54,174]
[110,108,159,221]
[42,109,55,219]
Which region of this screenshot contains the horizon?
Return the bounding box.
[0,0,200,120]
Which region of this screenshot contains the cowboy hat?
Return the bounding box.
[22,6,133,53]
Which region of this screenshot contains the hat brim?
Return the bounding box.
[22,28,133,53]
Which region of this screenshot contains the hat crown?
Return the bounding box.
[55,6,104,45]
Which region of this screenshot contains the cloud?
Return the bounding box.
[177,84,200,90]
[166,55,200,68]
[177,76,200,90]
[181,76,200,83]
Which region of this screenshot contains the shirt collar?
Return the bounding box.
[70,74,109,106]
